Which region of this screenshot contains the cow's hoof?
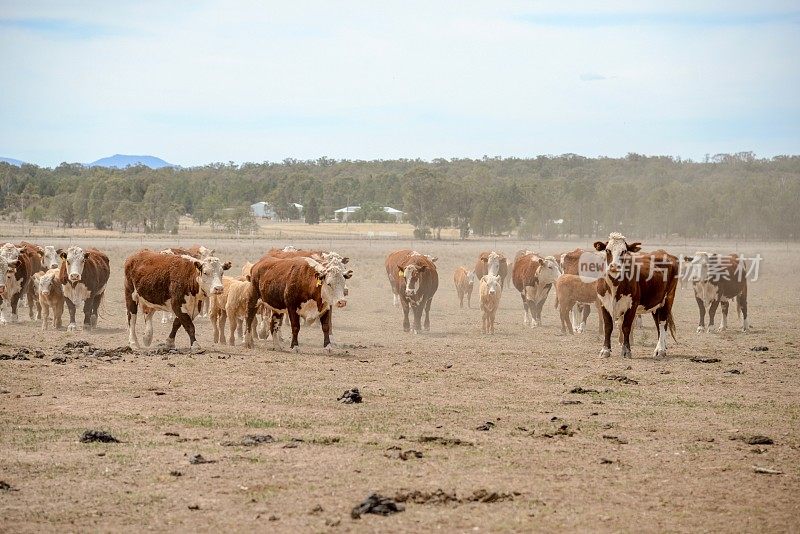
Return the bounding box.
[90,314,98,328]
[190,342,203,353]
[653,348,667,358]
[706,326,714,333]
[292,346,299,353]
[10,314,18,323]
[143,334,153,347]
[599,347,611,358]
[412,329,419,335]
[324,345,332,355]
[67,323,76,332]
[696,326,704,333]
[621,346,632,358]
[717,325,726,333]
[0,318,6,325]
[165,338,175,349]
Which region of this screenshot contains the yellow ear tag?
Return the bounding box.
[398,269,405,278]
[317,279,322,287]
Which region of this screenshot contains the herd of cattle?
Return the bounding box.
[0,233,750,359]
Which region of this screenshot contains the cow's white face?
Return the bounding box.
[61,246,89,282]
[194,256,231,295]
[686,252,711,282]
[467,270,477,286]
[317,264,352,308]
[42,246,60,270]
[483,274,501,295]
[0,256,10,297]
[282,245,297,252]
[484,252,502,277]
[594,233,641,280]
[35,269,59,296]
[537,256,562,284]
[0,243,23,269]
[401,264,427,300]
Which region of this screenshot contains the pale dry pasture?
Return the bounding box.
[1,236,798,532]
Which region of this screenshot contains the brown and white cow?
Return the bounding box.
[593,233,679,358]
[453,266,476,309]
[159,245,215,322]
[685,252,749,333]
[511,251,562,327]
[124,249,231,349]
[0,255,14,322]
[0,242,39,324]
[19,242,45,319]
[57,246,110,331]
[244,256,352,352]
[32,268,64,331]
[554,274,602,334]
[41,245,61,271]
[479,274,502,334]
[385,249,439,333]
[474,251,508,288]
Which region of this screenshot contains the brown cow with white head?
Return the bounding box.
[511,251,562,327]
[386,249,438,333]
[57,246,110,331]
[685,252,749,333]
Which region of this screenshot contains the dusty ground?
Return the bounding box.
[1,237,798,533]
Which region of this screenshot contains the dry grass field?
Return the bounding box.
[1,236,798,532]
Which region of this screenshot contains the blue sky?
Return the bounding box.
[0,0,798,167]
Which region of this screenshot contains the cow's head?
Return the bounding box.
[534,255,562,285]
[320,251,349,265]
[282,245,298,252]
[425,254,438,263]
[33,269,59,297]
[467,270,477,286]
[483,274,501,295]
[593,233,641,280]
[197,246,214,259]
[0,255,10,297]
[0,243,23,270]
[308,258,352,308]
[191,256,231,295]
[42,246,60,270]
[59,246,90,282]
[400,262,428,301]
[482,251,502,276]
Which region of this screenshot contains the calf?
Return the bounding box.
[594,233,679,358]
[686,252,749,333]
[474,251,508,288]
[32,268,64,330]
[554,274,601,334]
[19,242,45,319]
[386,250,439,333]
[57,246,110,331]
[244,256,352,352]
[124,249,231,349]
[0,255,14,322]
[208,276,238,344]
[511,251,562,327]
[223,278,257,345]
[453,266,475,308]
[479,274,502,334]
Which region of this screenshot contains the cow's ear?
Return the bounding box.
[56,248,64,256]
[84,252,90,259]
[538,258,544,266]
[398,269,405,278]
[683,256,693,262]
[628,242,642,253]
[194,260,203,272]
[344,270,353,279]
[429,256,438,263]
[222,261,232,271]
[418,265,427,273]
[593,241,606,251]
[481,257,488,263]
[37,249,44,258]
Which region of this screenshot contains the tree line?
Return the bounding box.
[1,152,798,240]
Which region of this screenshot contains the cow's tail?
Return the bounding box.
[667,311,677,343]
[553,294,559,309]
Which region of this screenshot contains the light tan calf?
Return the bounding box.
[453,266,475,308]
[209,276,237,344]
[554,274,602,334]
[479,274,502,334]
[32,269,64,330]
[223,278,258,345]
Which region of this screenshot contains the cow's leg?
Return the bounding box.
[393,291,399,308]
[27,283,39,320]
[0,297,6,324]
[143,310,156,347]
[166,317,181,348]
[718,300,729,332]
[520,294,530,326]
[490,307,496,334]
[270,312,284,351]
[737,292,748,332]
[321,309,333,352]
[423,297,432,332]
[467,288,472,309]
[41,301,49,331]
[481,309,487,334]
[401,299,411,332]
[55,299,64,329]
[10,290,22,323]
[65,298,77,331]
[175,310,199,349]
[287,309,301,351]
[652,311,667,358]
[227,313,237,345]
[695,296,706,333]
[579,303,591,334]
[596,301,603,335]
[90,293,102,329]
[559,301,571,334]
[458,289,464,309]
[620,309,636,358]
[126,298,140,349]
[82,296,94,330]
[707,299,720,333]
[412,303,424,334]
[258,310,269,339]
[599,307,613,357]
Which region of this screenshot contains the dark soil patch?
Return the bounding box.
[417,436,474,447]
[691,357,721,364]
[732,435,774,445]
[603,435,628,445]
[750,346,769,352]
[0,480,16,491]
[351,493,405,518]
[570,387,599,394]
[188,454,216,464]
[79,430,119,443]
[221,434,275,447]
[337,388,362,404]
[602,374,639,385]
[476,421,495,431]
[394,488,518,505]
[385,447,423,461]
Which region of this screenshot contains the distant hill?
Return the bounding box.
[0,156,26,166]
[89,154,176,169]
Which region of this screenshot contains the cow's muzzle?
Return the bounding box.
[336,300,347,308]
[69,273,81,281]
[211,285,224,295]
[41,290,50,297]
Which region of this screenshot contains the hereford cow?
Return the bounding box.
[593,233,679,358]
[0,255,13,322]
[58,246,110,331]
[685,252,749,333]
[474,251,508,288]
[244,256,352,352]
[41,245,60,271]
[512,251,562,327]
[0,242,38,324]
[554,274,602,334]
[453,266,476,308]
[19,242,45,319]
[32,268,65,330]
[385,249,439,333]
[159,245,214,322]
[124,250,231,349]
[479,274,502,334]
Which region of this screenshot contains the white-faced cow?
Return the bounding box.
[57,246,110,331]
[124,249,231,349]
[685,252,749,333]
[41,245,60,271]
[453,266,476,308]
[593,233,679,358]
[0,242,40,324]
[474,251,508,288]
[479,274,502,334]
[32,268,65,330]
[244,256,352,352]
[511,250,562,327]
[385,249,439,333]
